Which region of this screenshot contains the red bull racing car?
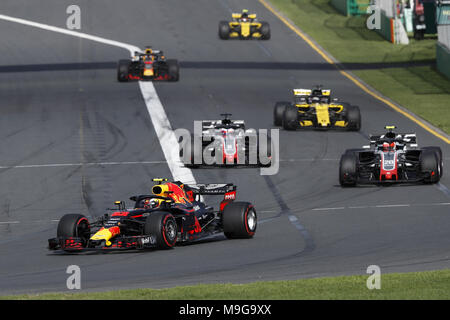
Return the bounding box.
[339,126,443,186]
[117,47,179,82]
[48,179,257,252]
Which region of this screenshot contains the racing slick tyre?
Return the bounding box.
[57,214,91,245]
[219,21,230,39]
[274,102,289,126]
[260,22,271,40]
[346,105,361,131]
[222,202,257,239]
[423,147,443,178]
[339,152,358,187]
[166,59,179,82]
[420,150,440,184]
[144,212,178,249]
[117,59,130,82]
[282,105,299,131]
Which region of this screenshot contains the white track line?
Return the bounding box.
[139,82,196,184]
[0,13,196,185]
[0,14,140,55]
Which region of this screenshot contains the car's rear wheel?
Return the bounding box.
[223,202,257,239]
[260,22,270,40]
[420,150,440,184]
[339,152,358,187]
[274,102,289,126]
[219,21,230,39]
[282,105,299,130]
[144,212,178,249]
[166,59,179,81]
[346,105,361,131]
[117,59,130,82]
[57,214,90,244]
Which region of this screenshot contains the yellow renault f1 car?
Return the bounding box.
[219,9,270,40]
[273,87,361,131]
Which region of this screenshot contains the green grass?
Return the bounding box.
[267,0,450,134]
[2,269,450,300]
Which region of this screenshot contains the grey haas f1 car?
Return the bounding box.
[179,114,272,167]
[117,46,179,82]
[48,179,257,252]
[339,126,443,186]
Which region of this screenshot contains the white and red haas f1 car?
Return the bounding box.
[339,126,443,186]
[181,114,272,167]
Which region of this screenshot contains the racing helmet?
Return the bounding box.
[145,48,153,55]
[382,142,395,152]
[311,96,321,104]
[241,9,249,20]
[142,198,164,209]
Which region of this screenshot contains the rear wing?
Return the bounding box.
[187,183,236,195]
[201,120,245,131]
[369,133,417,145]
[232,13,256,19]
[293,88,331,96]
[293,89,311,96]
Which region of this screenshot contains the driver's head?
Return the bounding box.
[382,142,395,151]
[311,96,320,104]
[145,48,153,55]
[142,198,163,209]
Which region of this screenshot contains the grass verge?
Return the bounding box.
[2,269,450,300]
[266,0,450,134]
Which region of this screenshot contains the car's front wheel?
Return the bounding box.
[117,59,130,82]
[420,150,440,184]
[339,152,358,187]
[57,214,91,248]
[219,21,230,39]
[274,102,289,126]
[144,212,178,249]
[282,105,299,130]
[166,59,179,81]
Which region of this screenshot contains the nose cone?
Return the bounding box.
[90,226,120,246]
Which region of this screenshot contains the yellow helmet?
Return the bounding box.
[145,48,153,55]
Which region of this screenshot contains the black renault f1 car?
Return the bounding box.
[339,126,443,186]
[48,179,257,252]
[274,87,361,131]
[180,114,272,167]
[117,47,179,82]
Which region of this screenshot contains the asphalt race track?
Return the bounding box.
[0,0,449,295]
